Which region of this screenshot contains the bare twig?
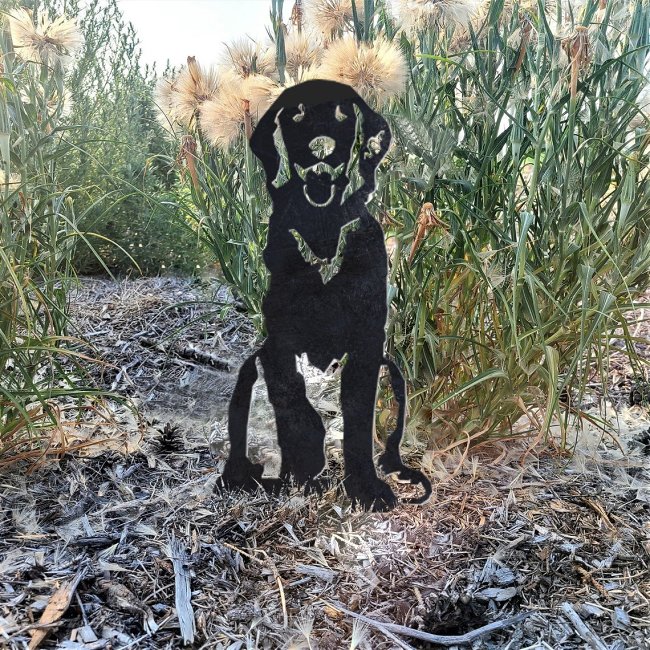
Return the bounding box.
[360,621,417,650]
[277,577,288,629]
[138,336,231,371]
[323,601,531,646]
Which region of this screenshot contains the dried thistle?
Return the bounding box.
[174,56,221,127]
[283,30,323,80]
[397,0,481,34]
[499,0,558,24]
[513,20,533,75]
[408,202,445,264]
[155,76,181,132]
[9,7,82,69]
[221,37,275,79]
[564,26,590,99]
[199,74,277,150]
[155,58,220,131]
[266,68,323,102]
[304,0,362,39]
[177,135,200,193]
[349,619,369,649]
[319,37,407,104]
[293,613,314,647]
[20,85,73,120]
[291,0,305,29]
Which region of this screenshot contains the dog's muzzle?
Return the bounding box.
[294,162,345,208]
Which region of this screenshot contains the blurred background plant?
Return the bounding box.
[35,0,206,276]
[0,2,106,458]
[157,0,650,449]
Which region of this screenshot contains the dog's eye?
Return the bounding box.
[293,104,306,122]
[335,106,347,122]
[365,130,385,158]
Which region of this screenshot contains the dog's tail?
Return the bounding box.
[378,356,432,505]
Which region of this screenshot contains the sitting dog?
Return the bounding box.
[221,80,431,511]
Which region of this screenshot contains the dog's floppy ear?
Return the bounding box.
[250,105,283,187]
[355,97,391,201]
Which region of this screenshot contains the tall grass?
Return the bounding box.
[159,0,650,447]
[176,133,269,331]
[0,8,102,460]
[386,0,650,444]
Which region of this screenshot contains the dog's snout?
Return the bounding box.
[309,136,336,160]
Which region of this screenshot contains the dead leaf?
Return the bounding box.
[550,499,575,513]
[29,566,86,649]
[323,604,343,620]
[98,580,158,634]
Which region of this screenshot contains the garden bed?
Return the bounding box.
[1,277,649,649]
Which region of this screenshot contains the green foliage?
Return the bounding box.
[76,188,209,276]
[384,0,650,443]
[174,137,270,330]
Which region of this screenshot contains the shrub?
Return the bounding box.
[39,0,205,276]
[386,0,650,444]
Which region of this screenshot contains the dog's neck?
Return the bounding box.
[271,184,367,261]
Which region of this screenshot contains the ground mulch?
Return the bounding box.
[1,277,649,649]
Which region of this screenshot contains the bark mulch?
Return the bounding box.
[1,277,649,650]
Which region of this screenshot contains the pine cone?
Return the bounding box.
[157,422,182,453]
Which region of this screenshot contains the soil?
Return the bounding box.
[0,276,649,650]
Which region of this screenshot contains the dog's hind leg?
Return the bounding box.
[220,351,266,490]
[341,352,398,511]
[377,356,432,505]
[259,341,327,488]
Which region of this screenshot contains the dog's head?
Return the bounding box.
[250,80,390,207]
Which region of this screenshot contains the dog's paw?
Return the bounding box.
[280,451,326,487]
[220,457,265,491]
[303,475,331,497]
[344,473,398,512]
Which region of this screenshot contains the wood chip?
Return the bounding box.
[560,602,610,650]
[474,587,518,601]
[167,534,196,645]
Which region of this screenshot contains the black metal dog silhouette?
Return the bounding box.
[221,80,431,511]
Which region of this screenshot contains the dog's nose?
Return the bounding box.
[308,136,335,160]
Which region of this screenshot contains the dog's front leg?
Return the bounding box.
[341,352,397,511]
[221,352,265,490]
[260,340,327,487]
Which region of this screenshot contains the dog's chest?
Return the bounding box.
[290,218,360,284]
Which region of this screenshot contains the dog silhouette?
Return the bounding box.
[221,80,431,511]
